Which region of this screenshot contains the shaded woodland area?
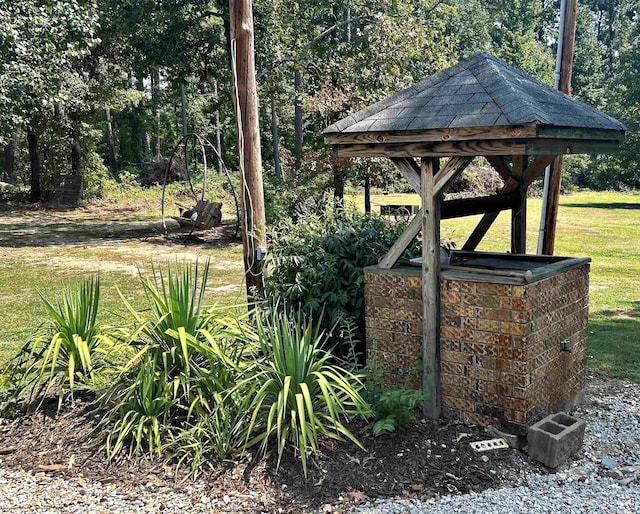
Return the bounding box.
[1,0,639,205]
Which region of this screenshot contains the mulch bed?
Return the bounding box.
[0,396,539,513]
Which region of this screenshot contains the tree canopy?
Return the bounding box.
[1,0,639,198]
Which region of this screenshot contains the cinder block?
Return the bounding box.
[527,412,585,468]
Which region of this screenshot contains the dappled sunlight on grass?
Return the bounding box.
[0,197,246,367]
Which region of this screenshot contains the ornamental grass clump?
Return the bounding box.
[241,310,372,476]
[8,276,115,411]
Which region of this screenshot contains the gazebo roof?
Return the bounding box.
[324,53,625,157]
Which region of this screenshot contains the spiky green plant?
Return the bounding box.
[103,260,254,461]
[9,276,113,411]
[105,355,174,457]
[242,310,372,476]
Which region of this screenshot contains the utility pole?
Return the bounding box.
[229,0,267,302]
[539,0,578,255]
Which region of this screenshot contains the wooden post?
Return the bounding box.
[463,155,556,251]
[511,156,527,254]
[230,0,267,302]
[421,157,441,419]
[542,0,578,255]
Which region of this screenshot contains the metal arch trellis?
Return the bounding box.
[161,132,241,238]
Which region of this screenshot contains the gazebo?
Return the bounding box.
[323,53,626,430]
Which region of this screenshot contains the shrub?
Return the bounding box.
[8,277,114,411]
[241,310,372,476]
[265,208,417,356]
[371,388,425,436]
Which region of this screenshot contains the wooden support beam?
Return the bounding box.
[391,157,421,194]
[433,156,473,196]
[441,192,520,219]
[485,155,513,182]
[463,155,555,251]
[333,138,620,159]
[335,139,527,158]
[511,156,527,254]
[421,157,440,419]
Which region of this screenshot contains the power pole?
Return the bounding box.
[540,0,578,255]
[229,0,267,302]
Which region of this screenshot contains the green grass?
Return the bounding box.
[0,192,246,368]
[1,189,639,381]
[357,190,640,381]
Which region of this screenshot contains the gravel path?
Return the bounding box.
[1,374,639,513]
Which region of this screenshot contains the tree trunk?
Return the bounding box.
[3,132,17,184]
[294,68,303,173]
[105,107,118,173]
[333,165,345,209]
[180,84,189,176]
[364,174,371,214]
[214,79,223,174]
[152,69,161,160]
[27,129,42,201]
[344,6,351,43]
[135,71,148,161]
[271,96,283,180]
[71,122,82,177]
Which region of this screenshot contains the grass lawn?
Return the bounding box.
[0,189,638,381]
[360,189,640,380]
[0,192,246,367]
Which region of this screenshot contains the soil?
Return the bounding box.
[0,395,541,513]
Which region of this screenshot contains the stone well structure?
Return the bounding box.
[364,252,590,434]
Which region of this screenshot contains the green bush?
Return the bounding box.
[82,149,111,199]
[265,208,418,356]
[371,388,425,436]
[240,310,371,476]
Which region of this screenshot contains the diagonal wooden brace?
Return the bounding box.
[379,156,474,269]
[391,157,421,194]
[462,154,556,251]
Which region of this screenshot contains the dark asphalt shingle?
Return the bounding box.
[323,53,626,135]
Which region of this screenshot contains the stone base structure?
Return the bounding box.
[364,254,590,434]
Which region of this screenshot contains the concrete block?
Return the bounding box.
[527,412,585,468]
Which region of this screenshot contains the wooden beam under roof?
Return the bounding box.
[325,125,537,145]
[463,154,556,251]
[332,138,622,158]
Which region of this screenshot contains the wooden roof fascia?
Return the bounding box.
[525,138,622,155]
[324,125,537,145]
[334,139,528,158]
[332,137,622,158]
[535,126,626,141]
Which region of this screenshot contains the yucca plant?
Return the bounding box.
[103,260,254,461]
[117,261,212,404]
[105,355,175,457]
[9,276,113,411]
[241,310,372,476]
